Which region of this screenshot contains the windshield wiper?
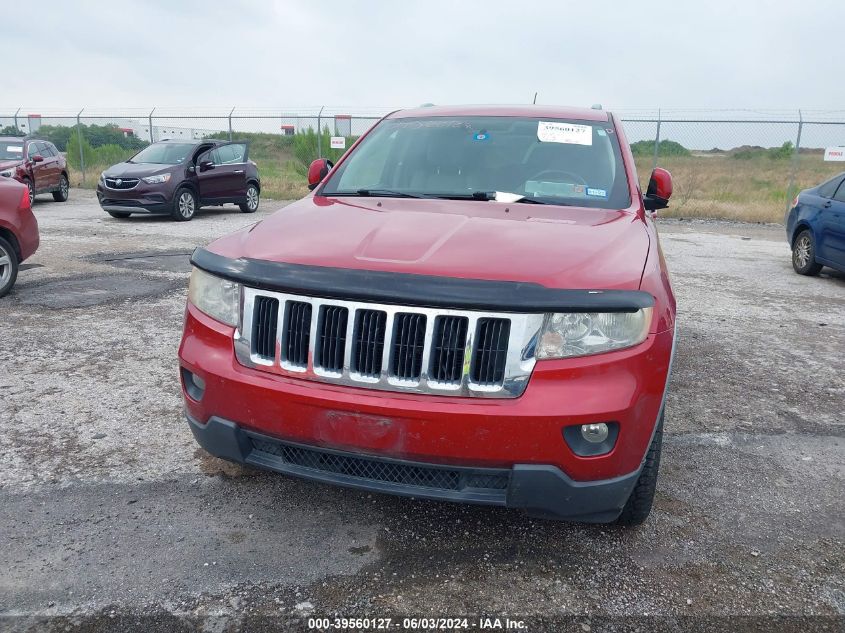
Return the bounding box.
[426,191,565,205]
[426,191,496,201]
[333,189,569,206]
[352,189,424,198]
[511,197,560,205]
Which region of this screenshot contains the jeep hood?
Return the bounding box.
[207,196,650,291]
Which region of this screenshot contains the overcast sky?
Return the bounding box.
[5,0,842,113]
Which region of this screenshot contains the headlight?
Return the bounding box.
[536,308,652,359]
[100,172,106,182]
[0,169,12,178]
[188,267,240,326]
[142,173,171,184]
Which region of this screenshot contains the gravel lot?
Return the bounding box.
[1,190,843,632]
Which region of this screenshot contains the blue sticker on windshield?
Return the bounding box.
[473,132,489,141]
[597,129,607,137]
[586,187,608,198]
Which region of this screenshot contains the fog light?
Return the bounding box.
[563,422,619,457]
[191,373,206,391]
[581,423,609,443]
[181,368,206,401]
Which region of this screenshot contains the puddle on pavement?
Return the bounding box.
[21,274,181,308]
[88,251,193,274]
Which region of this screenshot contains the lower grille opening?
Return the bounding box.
[250,438,510,492]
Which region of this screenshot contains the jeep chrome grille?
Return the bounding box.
[353,309,387,377]
[430,316,469,383]
[251,296,279,361]
[391,313,427,380]
[235,288,544,398]
[283,301,312,368]
[317,305,348,373]
[472,318,511,385]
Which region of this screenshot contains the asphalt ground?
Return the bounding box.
[0,190,842,633]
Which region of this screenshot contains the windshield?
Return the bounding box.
[130,143,196,165]
[320,116,631,209]
[0,141,24,161]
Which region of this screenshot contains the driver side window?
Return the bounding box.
[196,147,217,166]
[198,144,247,166]
[214,143,246,165]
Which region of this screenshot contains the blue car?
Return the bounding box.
[786,171,845,275]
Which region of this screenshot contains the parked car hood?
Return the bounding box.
[103,162,177,177]
[0,159,22,171]
[207,196,651,291]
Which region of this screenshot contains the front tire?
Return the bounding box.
[239,184,259,213]
[171,187,197,222]
[615,413,663,526]
[0,236,20,298]
[52,174,69,202]
[792,229,822,276]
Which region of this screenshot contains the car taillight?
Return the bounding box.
[18,185,31,211]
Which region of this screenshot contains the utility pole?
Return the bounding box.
[785,110,804,215]
[652,108,662,170]
[317,105,325,159]
[76,109,86,184]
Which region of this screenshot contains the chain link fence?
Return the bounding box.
[2,107,843,222]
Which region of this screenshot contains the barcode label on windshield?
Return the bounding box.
[537,121,592,146]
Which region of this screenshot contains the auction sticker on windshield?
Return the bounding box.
[537,121,592,145]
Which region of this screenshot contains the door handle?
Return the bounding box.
[234,169,244,174]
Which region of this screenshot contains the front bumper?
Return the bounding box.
[181,304,674,478]
[96,182,173,214]
[188,413,643,522]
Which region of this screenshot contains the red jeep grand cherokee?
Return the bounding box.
[179,105,677,525]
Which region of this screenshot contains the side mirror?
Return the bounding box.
[198,160,214,172]
[644,167,672,212]
[30,154,44,163]
[307,158,333,191]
